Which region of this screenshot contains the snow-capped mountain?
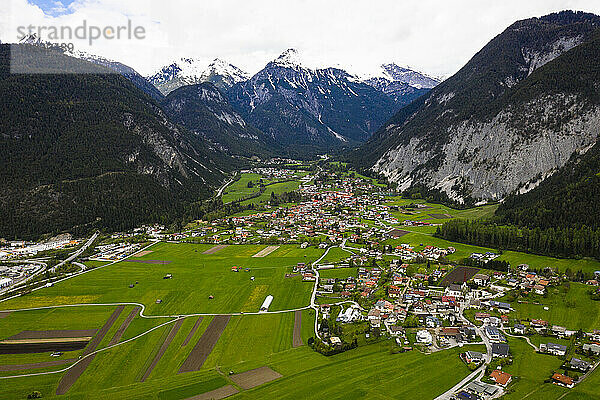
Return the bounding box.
[226,49,398,154]
[375,63,441,89]
[363,63,441,105]
[271,48,304,69]
[148,58,250,95]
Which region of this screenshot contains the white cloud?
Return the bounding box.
[3,0,600,77]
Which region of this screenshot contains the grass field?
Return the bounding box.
[241,180,302,206]
[503,283,600,331]
[497,251,600,274]
[383,230,497,261]
[221,174,264,204]
[500,337,568,400]
[0,243,324,315]
[319,267,359,280]
[384,197,498,224]
[319,247,353,265]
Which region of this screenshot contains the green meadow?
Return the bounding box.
[503,283,600,331]
[0,243,324,315]
[221,173,264,204]
[241,180,302,206]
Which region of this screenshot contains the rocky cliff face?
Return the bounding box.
[375,94,600,201]
[364,11,600,203]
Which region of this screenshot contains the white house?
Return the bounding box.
[416,330,433,345]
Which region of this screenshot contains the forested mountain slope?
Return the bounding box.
[161,83,282,158]
[0,44,229,239]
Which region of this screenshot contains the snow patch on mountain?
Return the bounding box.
[148,58,250,95]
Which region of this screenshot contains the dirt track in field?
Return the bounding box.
[0,312,11,319]
[185,385,239,400]
[252,245,280,258]
[0,358,77,371]
[55,305,124,395]
[108,307,140,346]
[439,266,480,287]
[140,318,184,382]
[132,250,153,257]
[179,315,230,373]
[202,245,229,254]
[8,330,98,340]
[293,310,303,348]
[181,317,203,347]
[229,366,283,389]
[124,259,172,264]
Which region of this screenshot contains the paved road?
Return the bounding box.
[216,177,235,199]
[0,260,47,295]
[50,231,99,273]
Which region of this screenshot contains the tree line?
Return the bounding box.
[436,219,600,260]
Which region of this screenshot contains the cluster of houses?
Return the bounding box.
[469,252,500,264]
[392,243,456,261]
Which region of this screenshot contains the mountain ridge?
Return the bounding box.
[353,10,600,203]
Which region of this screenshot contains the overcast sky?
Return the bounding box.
[3,0,600,77]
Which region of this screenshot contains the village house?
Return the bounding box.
[489,370,512,387]
[445,283,467,298]
[540,342,567,356]
[552,373,575,388]
[460,326,478,342]
[472,273,490,286]
[492,343,510,358]
[474,312,490,322]
[416,330,433,345]
[388,325,404,337]
[485,326,505,343]
[426,315,441,328]
[388,285,402,298]
[487,300,511,312]
[531,319,549,331]
[513,323,526,335]
[464,350,484,364]
[583,343,600,355]
[533,284,546,295]
[569,358,592,372]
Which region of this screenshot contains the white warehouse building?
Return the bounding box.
[260,295,274,313]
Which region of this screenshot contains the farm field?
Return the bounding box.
[0,243,324,315]
[235,342,484,399]
[0,332,483,400]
